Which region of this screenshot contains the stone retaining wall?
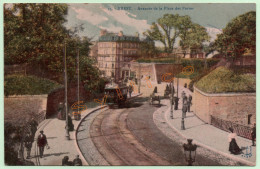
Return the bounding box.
[193,86,256,126]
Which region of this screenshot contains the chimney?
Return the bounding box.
[100,29,107,36]
[118,31,123,37]
[135,32,139,37]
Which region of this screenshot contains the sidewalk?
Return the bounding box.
[30,93,142,166]
[30,106,106,166]
[163,86,256,165]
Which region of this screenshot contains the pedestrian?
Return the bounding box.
[24,132,33,159]
[29,117,38,138]
[68,115,74,131]
[187,95,192,112]
[181,91,186,104]
[73,155,82,166]
[57,102,65,120]
[37,130,48,158]
[62,156,73,166]
[182,96,188,118]
[128,85,133,97]
[251,123,256,146]
[228,127,241,155]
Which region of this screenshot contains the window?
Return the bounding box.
[112,72,114,77]
[112,63,114,68]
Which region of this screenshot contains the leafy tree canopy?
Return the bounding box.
[144,14,209,54]
[214,11,256,58]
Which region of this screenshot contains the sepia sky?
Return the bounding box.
[65,3,255,44]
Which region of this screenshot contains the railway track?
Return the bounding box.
[77,104,171,166]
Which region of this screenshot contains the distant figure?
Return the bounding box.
[228,127,241,155]
[62,156,73,166]
[29,117,38,138]
[153,86,158,93]
[181,91,186,104]
[57,102,65,120]
[24,132,33,159]
[182,96,188,118]
[68,115,74,131]
[37,130,48,158]
[73,155,83,166]
[128,85,133,97]
[187,95,192,112]
[251,123,256,146]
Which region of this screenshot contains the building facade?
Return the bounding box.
[97,29,141,82]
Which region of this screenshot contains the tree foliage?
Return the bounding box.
[4,4,103,91]
[144,14,209,54]
[214,11,256,58]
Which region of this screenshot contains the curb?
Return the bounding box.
[163,106,255,166]
[74,105,108,166]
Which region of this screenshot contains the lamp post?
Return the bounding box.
[64,40,70,140]
[183,139,197,166]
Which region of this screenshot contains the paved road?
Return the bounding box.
[77,99,222,166]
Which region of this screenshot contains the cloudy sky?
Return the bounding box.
[64,3,255,46]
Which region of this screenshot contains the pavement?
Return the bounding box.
[28,86,256,166]
[29,93,141,166]
[161,85,256,165]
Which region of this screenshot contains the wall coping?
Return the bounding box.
[194,86,256,97]
[4,95,48,98]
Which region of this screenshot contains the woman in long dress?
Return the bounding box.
[228,127,241,155]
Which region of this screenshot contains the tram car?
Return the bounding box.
[104,82,128,108]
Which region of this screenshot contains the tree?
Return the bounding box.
[214,11,256,59]
[180,23,210,58]
[139,36,159,58]
[144,14,209,54]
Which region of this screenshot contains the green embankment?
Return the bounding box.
[4,74,62,95]
[195,67,255,93]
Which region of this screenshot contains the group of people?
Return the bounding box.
[62,155,82,166]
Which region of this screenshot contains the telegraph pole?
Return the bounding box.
[64,40,70,140]
[77,48,80,119]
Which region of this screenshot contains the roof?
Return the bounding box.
[99,33,140,42]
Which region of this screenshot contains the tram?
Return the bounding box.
[104,82,128,108]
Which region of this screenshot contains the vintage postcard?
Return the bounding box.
[3,2,256,166]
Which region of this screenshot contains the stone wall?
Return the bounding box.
[193,86,256,126]
[4,95,47,126]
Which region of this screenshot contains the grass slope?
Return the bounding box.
[195,67,255,93]
[4,74,62,95]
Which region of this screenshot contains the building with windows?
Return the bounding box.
[97,29,141,82]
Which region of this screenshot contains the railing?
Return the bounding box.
[210,115,252,140]
[18,110,46,160]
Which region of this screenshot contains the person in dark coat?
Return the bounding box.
[187,95,192,112]
[251,123,256,146]
[24,132,33,159]
[73,155,83,166]
[62,156,73,166]
[68,115,74,131]
[37,130,48,158]
[29,118,38,138]
[182,96,188,118]
[228,127,241,155]
[128,85,133,97]
[181,91,186,104]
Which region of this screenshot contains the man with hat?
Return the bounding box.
[37,130,48,158]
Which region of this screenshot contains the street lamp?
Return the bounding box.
[64,40,70,140]
[183,139,197,166]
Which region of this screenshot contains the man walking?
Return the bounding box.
[24,132,33,159]
[181,91,186,104]
[182,96,188,118]
[37,130,48,158]
[187,95,192,112]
